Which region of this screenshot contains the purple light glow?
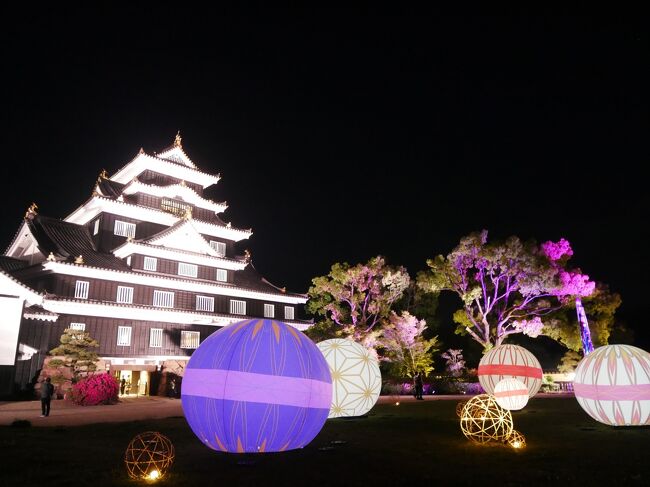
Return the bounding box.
[181,319,332,453]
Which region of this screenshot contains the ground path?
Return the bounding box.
[0,393,569,427]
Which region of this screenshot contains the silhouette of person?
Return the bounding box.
[40,377,54,417]
[120,378,126,395]
[414,372,424,400]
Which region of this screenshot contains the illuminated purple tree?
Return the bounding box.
[417,231,595,351]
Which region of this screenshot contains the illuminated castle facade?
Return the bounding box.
[0,135,309,396]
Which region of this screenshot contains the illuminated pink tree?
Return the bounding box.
[417,231,595,351]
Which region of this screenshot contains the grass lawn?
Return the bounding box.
[1,396,648,486]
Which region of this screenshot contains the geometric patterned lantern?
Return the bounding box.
[478,344,542,398]
[573,344,650,426]
[460,394,513,444]
[181,319,332,453]
[317,339,382,418]
[124,431,174,481]
[494,378,529,411]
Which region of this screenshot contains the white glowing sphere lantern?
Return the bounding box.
[494,378,529,411]
[317,339,382,418]
[478,344,542,398]
[574,344,650,426]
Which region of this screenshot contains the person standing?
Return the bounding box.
[40,377,54,417]
[414,372,424,400]
[120,378,126,395]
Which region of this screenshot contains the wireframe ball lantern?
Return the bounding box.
[455,400,467,418]
[507,430,526,449]
[460,394,513,444]
[478,344,542,397]
[181,319,332,453]
[124,431,174,481]
[573,344,650,426]
[494,378,529,411]
[316,338,382,418]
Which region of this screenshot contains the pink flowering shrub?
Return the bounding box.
[70,373,120,406]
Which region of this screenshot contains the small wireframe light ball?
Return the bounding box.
[494,378,529,411]
[124,431,174,480]
[455,400,467,418]
[460,394,513,443]
[507,430,526,449]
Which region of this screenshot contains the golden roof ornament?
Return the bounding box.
[281,287,286,294]
[174,131,182,148]
[226,222,232,228]
[47,252,56,262]
[244,249,251,263]
[138,147,145,155]
[100,169,108,179]
[24,202,38,220]
[180,180,186,187]
[183,206,193,220]
[74,255,85,265]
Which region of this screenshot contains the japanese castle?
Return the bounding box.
[0,134,309,396]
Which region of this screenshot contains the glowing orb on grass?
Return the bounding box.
[455,401,467,418]
[316,339,382,418]
[574,344,650,426]
[507,430,526,449]
[124,431,174,480]
[460,394,513,444]
[494,378,529,411]
[478,344,542,397]
[181,319,332,453]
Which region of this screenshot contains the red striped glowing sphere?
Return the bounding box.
[494,378,529,411]
[478,345,542,397]
[574,344,650,426]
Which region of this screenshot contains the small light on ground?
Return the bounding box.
[148,469,160,481]
[395,402,400,406]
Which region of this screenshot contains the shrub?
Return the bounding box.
[70,373,119,406]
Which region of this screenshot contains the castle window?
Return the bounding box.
[150,328,163,348]
[284,306,295,320]
[116,286,134,304]
[143,256,157,271]
[230,299,246,315]
[153,290,175,308]
[178,262,198,278]
[93,219,100,235]
[117,326,132,346]
[210,241,226,257]
[161,198,191,217]
[181,331,200,349]
[114,220,136,238]
[264,304,275,318]
[216,269,227,282]
[196,295,215,312]
[74,280,89,299]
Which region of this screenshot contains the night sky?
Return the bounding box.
[3,10,648,349]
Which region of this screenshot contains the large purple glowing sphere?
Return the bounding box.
[181,319,332,453]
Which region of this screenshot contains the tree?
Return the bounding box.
[49,328,100,382]
[557,350,582,375]
[306,256,410,345]
[417,231,595,351]
[543,283,622,352]
[378,311,439,378]
[441,349,466,377]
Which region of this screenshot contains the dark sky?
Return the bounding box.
[3,10,648,348]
